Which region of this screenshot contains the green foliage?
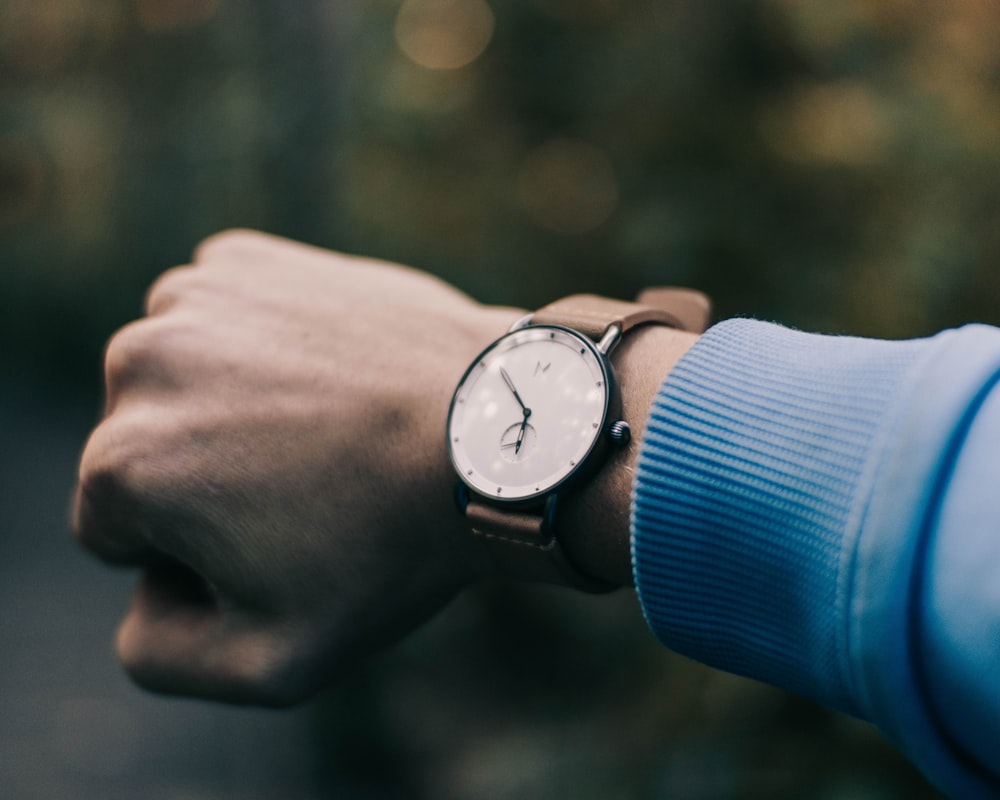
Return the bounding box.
[4,0,1000,394]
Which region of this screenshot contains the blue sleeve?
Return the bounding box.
[631,318,1000,799]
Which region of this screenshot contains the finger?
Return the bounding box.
[116,564,311,706]
[71,408,188,566]
[72,419,160,565]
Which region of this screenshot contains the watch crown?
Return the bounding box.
[608,419,631,446]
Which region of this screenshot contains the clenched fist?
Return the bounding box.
[72,230,512,705]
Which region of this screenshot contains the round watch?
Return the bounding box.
[447,289,710,592]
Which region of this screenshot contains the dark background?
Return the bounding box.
[4,0,998,796]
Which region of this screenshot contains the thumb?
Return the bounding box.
[116,565,309,706]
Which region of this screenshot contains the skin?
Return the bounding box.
[71,229,698,706]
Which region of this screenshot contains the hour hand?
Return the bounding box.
[515,416,528,454]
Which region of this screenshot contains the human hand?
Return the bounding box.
[72,230,517,705]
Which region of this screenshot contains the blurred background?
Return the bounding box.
[3,0,998,796]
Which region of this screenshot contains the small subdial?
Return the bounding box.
[499,421,537,462]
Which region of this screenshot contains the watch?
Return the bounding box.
[446,288,710,592]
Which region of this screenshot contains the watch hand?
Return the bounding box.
[499,365,533,455]
[515,412,528,455]
[499,366,529,413]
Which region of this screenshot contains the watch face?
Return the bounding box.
[448,325,613,503]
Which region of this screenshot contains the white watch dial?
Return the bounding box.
[448,325,612,503]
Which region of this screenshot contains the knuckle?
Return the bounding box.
[73,420,154,559]
[143,264,203,317]
[192,228,264,264]
[103,320,153,392]
[103,315,200,407]
[102,321,176,409]
[75,424,125,520]
[77,425,129,503]
[77,413,163,515]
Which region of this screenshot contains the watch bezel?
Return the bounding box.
[447,323,620,507]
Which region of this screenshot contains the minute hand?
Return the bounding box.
[499,366,530,414]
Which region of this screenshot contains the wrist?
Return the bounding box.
[558,324,699,586]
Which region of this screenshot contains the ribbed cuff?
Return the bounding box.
[631,318,925,715]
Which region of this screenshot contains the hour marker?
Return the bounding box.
[592,422,599,428]
[467,470,474,475]
[580,348,585,354]
[497,487,503,494]
[454,437,459,442]
[550,332,555,339]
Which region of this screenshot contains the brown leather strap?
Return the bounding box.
[636,287,712,334]
[466,498,614,592]
[531,287,711,339]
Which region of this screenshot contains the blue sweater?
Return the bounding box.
[631,318,1000,799]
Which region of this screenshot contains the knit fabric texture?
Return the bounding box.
[631,318,925,715]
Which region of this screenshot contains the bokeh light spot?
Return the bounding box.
[516,139,619,235]
[395,0,495,71]
[758,81,892,166]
